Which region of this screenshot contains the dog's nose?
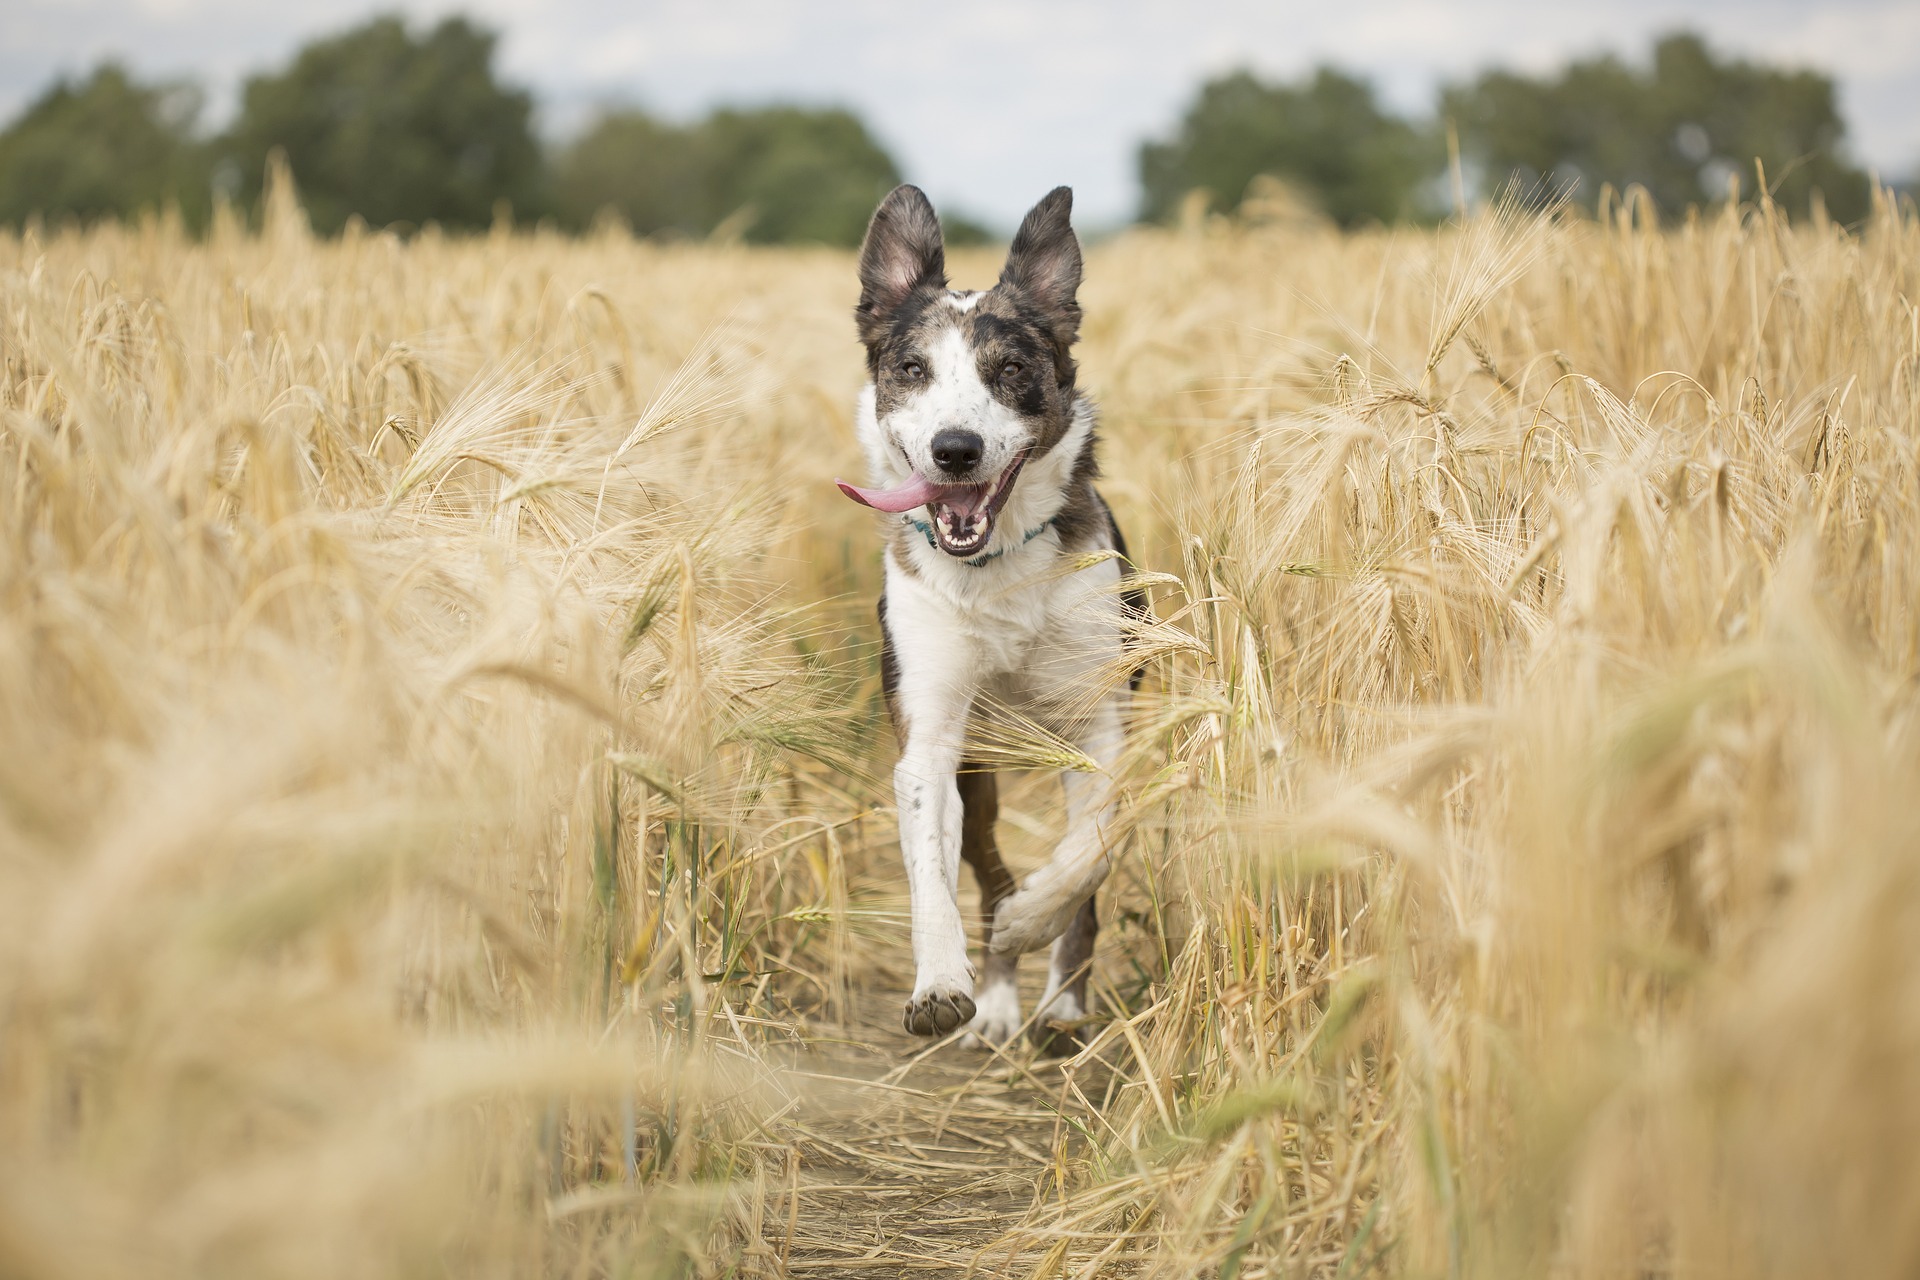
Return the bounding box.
[930,429,984,476]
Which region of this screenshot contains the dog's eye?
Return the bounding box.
[1000,360,1023,380]
[900,359,924,379]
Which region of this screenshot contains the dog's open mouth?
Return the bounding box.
[837,450,1030,558]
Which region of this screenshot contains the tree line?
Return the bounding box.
[1142,33,1877,228]
[0,17,1885,242]
[0,16,923,246]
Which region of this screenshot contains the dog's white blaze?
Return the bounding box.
[878,323,1028,486]
[946,290,982,313]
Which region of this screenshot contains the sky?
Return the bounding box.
[4,0,1918,230]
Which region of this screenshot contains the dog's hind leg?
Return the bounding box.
[989,689,1126,956]
[1033,892,1097,1054]
[956,764,1021,1045]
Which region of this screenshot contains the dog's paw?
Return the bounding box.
[1029,1016,1090,1057]
[960,981,1023,1048]
[902,982,976,1037]
[1029,993,1091,1057]
[990,885,1077,955]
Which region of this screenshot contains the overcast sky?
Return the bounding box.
[5,0,1917,228]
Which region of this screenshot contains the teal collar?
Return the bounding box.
[907,515,1056,567]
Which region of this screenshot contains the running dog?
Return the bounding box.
[837,184,1142,1049]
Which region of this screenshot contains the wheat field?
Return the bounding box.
[3,169,1918,1279]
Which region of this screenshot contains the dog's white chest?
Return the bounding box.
[884,546,1120,715]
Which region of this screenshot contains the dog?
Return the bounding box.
[837,184,1143,1049]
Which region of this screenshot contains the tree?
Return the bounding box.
[554,104,902,246]
[699,107,902,246]
[552,111,701,236]
[1444,32,1872,223]
[0,64,209,228]
[223,15,540,233]
[1139,67,1435,228]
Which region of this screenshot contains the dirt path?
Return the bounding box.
[766,966,1113,1277]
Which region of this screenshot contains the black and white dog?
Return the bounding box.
[837,185,1142,1048]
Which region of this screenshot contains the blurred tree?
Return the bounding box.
[939,213,994,247]
[552,111,700,235]
[0,64,209,228]
[1444,32,1872,222]
[1139,67,1435,228]
[554,104,901,245]
[223,15,540,233]
[699,107,901,245]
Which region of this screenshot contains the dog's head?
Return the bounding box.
[842,184,1084,558]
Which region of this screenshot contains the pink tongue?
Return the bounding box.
[837,470,990,521]
[836,473,942,513]
[836,473,990,516]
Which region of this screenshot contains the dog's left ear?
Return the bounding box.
[1000,186,1083,351]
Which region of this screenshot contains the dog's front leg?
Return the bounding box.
[891,670,981,1037]
[989,689,1127,956]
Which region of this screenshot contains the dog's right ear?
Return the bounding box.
[856,185,947,345]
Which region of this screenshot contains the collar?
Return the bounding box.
[906,515,1057,567]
